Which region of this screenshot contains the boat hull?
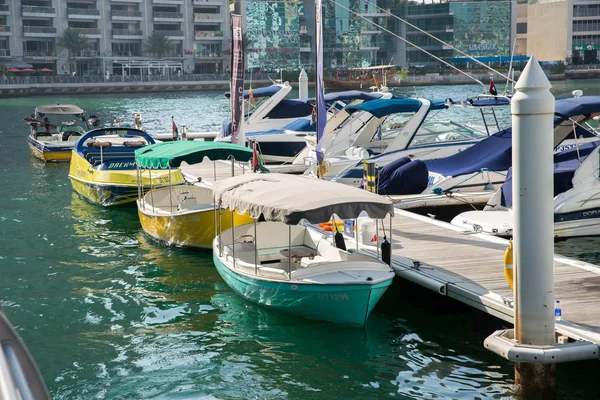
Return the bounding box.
[138,206,254,249]
[27,135,73,163]
[213,252,392,325]
[69,152,183,206]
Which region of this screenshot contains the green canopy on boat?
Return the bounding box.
[134,141,255,169]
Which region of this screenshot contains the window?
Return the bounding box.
[517,23,527,34]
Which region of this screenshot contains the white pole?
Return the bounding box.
[298,69,308,99]
[512,55,556,395]
[238,94,246,146]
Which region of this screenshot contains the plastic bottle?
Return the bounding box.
[554,300,562,321]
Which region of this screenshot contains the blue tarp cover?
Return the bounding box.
[224,85,282,99]
[265,99,314,119]
[501,141,600,207]
[425,127,513,178]
[345,98,448,118]
[378,157,429,195]
[554,96,600,119]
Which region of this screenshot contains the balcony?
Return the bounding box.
[74,50,99,57]
[361,27,381,35]
[111,10,143,20]
[23,26,57,37]
[24,51,56,58]
[0,25,10,36]
[357,9,390,18]
[192,0,222,5]
[194,13,224,23]
[112,28,144,38]
[67,8,101,19]
[0,48,10,57]
[300,46,311,52]
[112,51,143,57]
[194,30,222,40]
[153,11,184,21]
[154,29,184,39]
[0,4,9,15]
[110,0,142,2]
[153,0,183,4]
[70,27,102,38]
[21,5,56,17]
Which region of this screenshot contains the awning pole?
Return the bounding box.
[288,225,292,280]
[254,219,258,275]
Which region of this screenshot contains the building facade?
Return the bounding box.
[404,0,516,68]
[0,0,230,75]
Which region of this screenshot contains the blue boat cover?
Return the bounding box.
[323,91,384,103]
[282,118,313,132]
[501,141,600,207]
[554,96,600,119]
[222,119,232,137]
[345,98,448,118]
[378,157,429,195]
[264,99,314,119]
[425,127,513,178]
[224,85,282,99]
[465,98,511,107]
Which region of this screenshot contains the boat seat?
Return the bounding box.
[178,197,197,210]
[258,266,289,280]
[300,255,329,267]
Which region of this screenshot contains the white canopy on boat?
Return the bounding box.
[35,104,84,115]
[213,173,394,224]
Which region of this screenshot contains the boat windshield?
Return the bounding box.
[409,121,488,147]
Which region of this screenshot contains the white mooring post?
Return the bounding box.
[298,69,308,99]
[512,55,556,396]
[484,56,599,397]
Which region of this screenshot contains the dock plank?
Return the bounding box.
[383,209,600,344]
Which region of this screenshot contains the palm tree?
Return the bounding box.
[145,32,173,58]
[56,28,90,74]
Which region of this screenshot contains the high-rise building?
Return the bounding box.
[0,0,230,75]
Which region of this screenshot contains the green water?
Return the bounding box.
[1,84,600,399]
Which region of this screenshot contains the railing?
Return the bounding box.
[74,50,99,57]
[0,25,10,32]
[0,72,274,86]
[111,10,142,18]
[70,28,101,35]
[154,29,184,36]
[67,8,100,15]
[0,4,8,12]
[194,30,223,38]
[23,51,56,57]
[21,5,56,14]
[194,52,223,57]
[112,51,143,56]
[112,29,143,36]
[0,49,10,56]
[193,0,222,3]
[23,26,57,34]
[153,11,183,18]
[194,13,222,21]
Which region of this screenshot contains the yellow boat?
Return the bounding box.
[69,127,184,206]
[25,104,100,163]
[135,141,260,248]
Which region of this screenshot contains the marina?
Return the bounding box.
[3,82,600,398]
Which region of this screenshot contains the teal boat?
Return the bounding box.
[212,173,396,326]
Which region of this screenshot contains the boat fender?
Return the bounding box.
[334,231,347,251]
[503,239,514,291]
[381,237,391,266]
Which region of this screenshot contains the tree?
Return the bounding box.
[145,32,174,58]
[57,28,90,74]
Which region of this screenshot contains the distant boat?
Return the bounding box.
[324,65,397,90]
[68,127,184,206]
[135,140,257,249]
[25,104,100,163]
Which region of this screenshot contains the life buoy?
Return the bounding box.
[503,239,514,291]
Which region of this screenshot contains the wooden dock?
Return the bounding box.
[379,209,600,346]
[178,162,600,347]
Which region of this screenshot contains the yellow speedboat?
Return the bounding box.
[135,141,259,249]
[69,127,184,206]
[25,104,100,163]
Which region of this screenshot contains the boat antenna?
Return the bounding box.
[362,0,516,84]
[327,0,486,91]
